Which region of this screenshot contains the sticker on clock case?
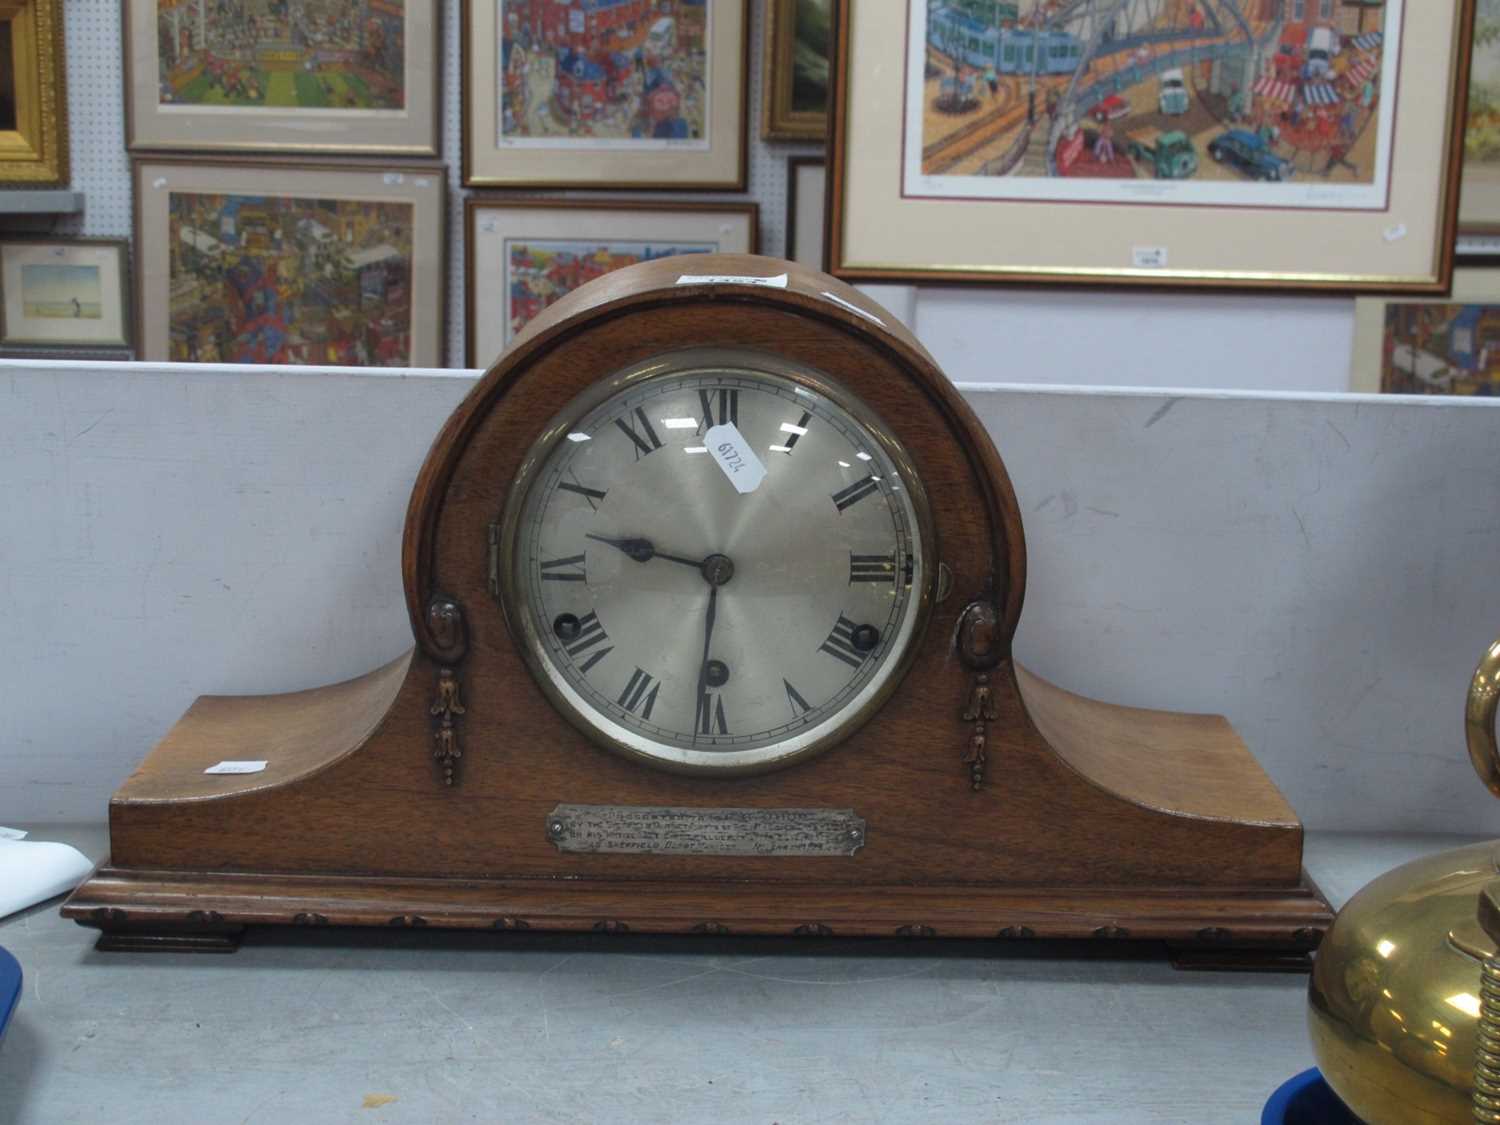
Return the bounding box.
[676,272,789,289]
[705,423,767,494]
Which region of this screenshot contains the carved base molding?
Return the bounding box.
[66,865,1330,967]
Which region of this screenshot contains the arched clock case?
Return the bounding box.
[62,255,1332,964]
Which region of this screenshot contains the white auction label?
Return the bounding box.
[676,273,789,289]
[704,423,767,494]
[204,760,268,775]
[1132,246,1169,269]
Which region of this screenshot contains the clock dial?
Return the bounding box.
[498,348,935,774]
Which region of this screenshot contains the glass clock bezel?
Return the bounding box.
[494,346,938,776]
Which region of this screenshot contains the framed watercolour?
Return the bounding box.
[1461,1,1500,235]
[785,155,826,269]
[133,158,446,367]
[830,0,1473,291]
[464,0,749,189]
[464,197,758,366]
[763,0,831,141]
[0,0,67,185]
[0,239,130,353]
[125,1,441,155]
[1350,266,1500,394]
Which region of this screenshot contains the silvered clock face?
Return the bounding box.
[498,348,935,774]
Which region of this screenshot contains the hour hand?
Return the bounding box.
[585,533,703,570]
[585,532,656,563]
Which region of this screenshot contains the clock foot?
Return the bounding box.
[88,923,244,954]
[1166,944,1315,973]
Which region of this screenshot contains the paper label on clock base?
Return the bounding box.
[545,805,866,857]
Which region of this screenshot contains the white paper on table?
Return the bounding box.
[0,839,94,920]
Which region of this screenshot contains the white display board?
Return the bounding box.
[2,359,1497,834]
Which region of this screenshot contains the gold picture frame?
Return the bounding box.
[830,0,1474,293]
[762,0,830,142]
[0,0,68,186]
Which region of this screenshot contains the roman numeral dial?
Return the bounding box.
[509,361,931,773]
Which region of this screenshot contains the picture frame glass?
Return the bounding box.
[1351,267,1500,395]
[764,0,831,140]
[466,202,756,366]
[134,160,446,366]
[467,0,746,187]
[127,1,439,155]
[1461,0,1500,233]
[835,0,1465,289]
[0,241,130,349]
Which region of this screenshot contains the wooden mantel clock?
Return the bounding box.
[63,255,1332,964]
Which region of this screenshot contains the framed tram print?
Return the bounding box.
[0,238,130,353]
[132,158,446,367]
[125,0,441,155]
[464,0,748,188]
[464,197,758,366]
[830,0,1473,291]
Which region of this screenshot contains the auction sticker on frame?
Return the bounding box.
[465,0,748,188]
[464,198,757,366]
[125,0,441,155]
[133,158,446,367]
[831,0,1470,290]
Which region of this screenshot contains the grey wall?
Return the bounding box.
[2,360,1497,832]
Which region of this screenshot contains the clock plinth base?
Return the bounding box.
[65,861,1329,966]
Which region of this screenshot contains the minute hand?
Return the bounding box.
[584,533,703,569]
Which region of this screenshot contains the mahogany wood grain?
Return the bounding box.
[62,254,1332,953]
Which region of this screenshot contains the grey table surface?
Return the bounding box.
[0,827,1483,1125]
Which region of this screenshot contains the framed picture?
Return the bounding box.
[464,197,759,366]
[763,0,831,141]
[133,157,447,367]
[830,0,1472,291]
[124,1,441,156]
[785,154,825,269]
[1461,1,1500,235]
[464,0,749,189]
[0,239,130,352]
[1351,265,1500,394]
[0,0,67,185]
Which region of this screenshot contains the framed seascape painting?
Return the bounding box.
[0,0,67,185]
[464,197,758,366]
[0,239,130,353]
[1350,266,1500,394]
[125,0,441,155]
[763,0,832,141]
[464,0,749,188]
[1461,0,1500,235]
[133,158,446,366]
[830,0,1473,291]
